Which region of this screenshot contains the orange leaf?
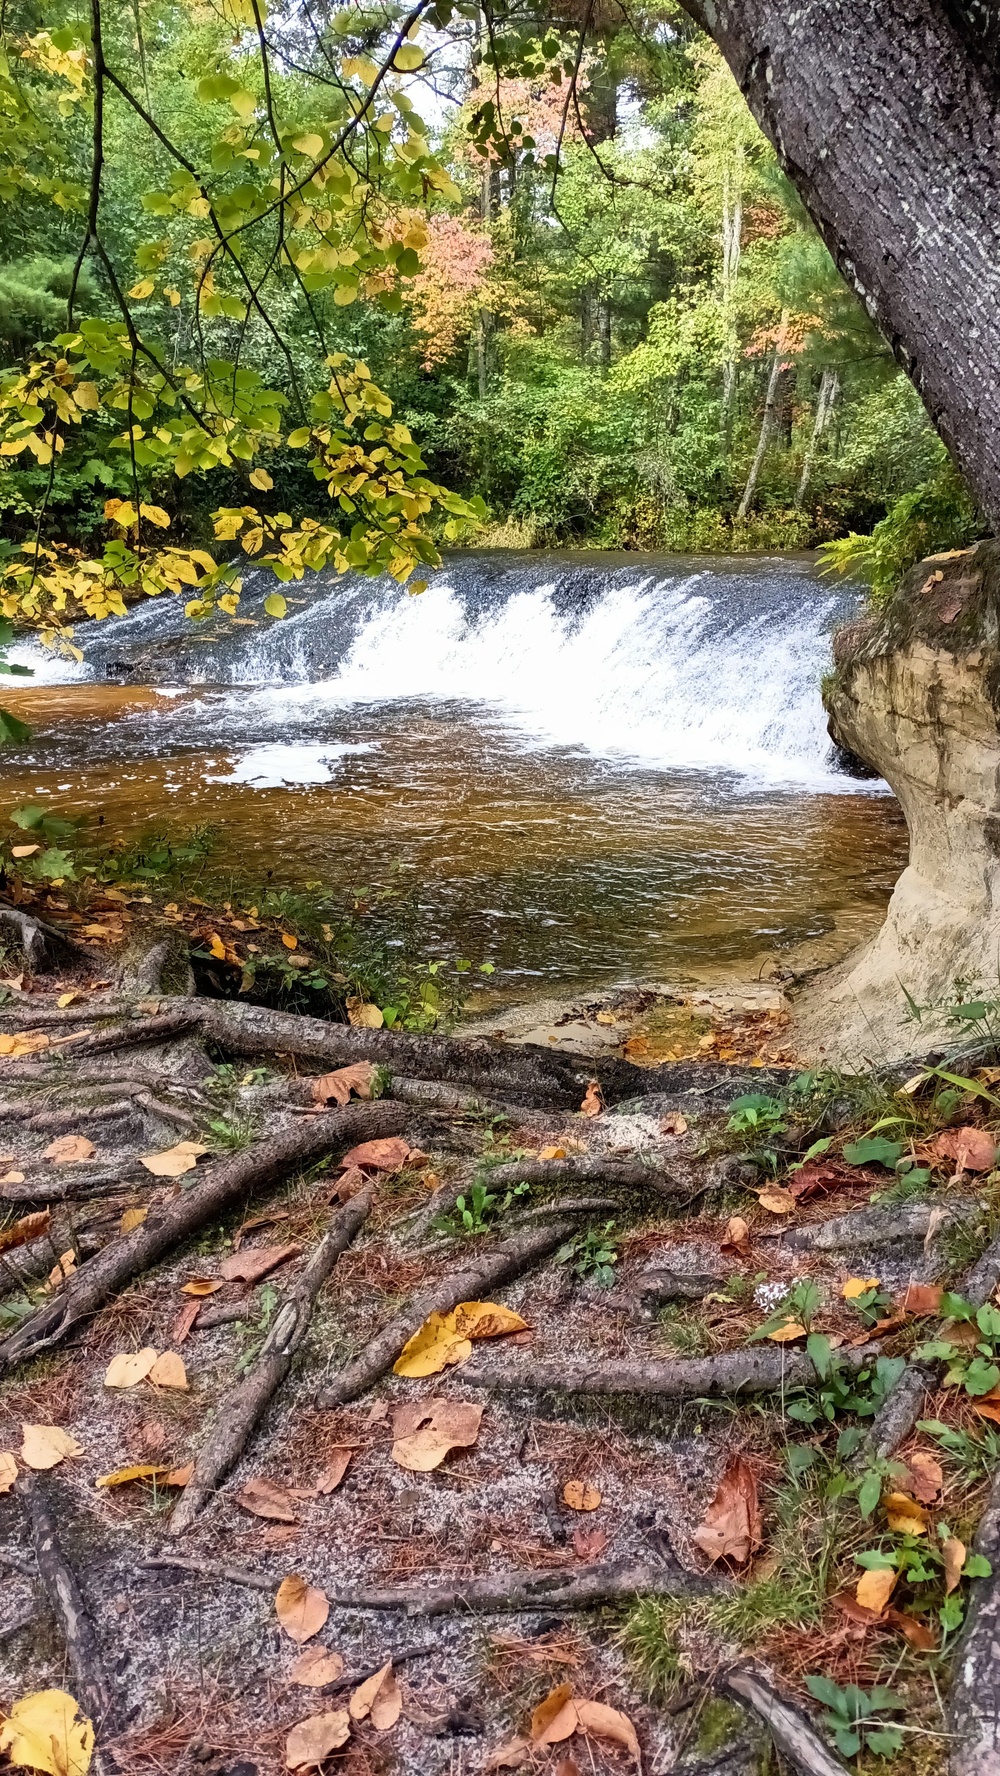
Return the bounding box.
[579,1081,602,1117]
[290,1645,345,1687]
[902,1282,943,1316]
[173,1300,201,1345]
[349,1660,402,1730]
[574,1699,641,1763]
[311,1063,376,1106]
[220,1243,300,1283]
[235,1477,299,1523]
[339,1136,413,1173]
[0,1210,50,1255]
[942,1536,966,1595]
[934,1127,996,1172]
[147,1351,188,1390]
[315,1448,354,1493]
[884,1492,930,1534]
[767,1320,807,1343]
[181,1278,224,1297]
[562,1479,602,1512]
[884,1607,936,1649]
[855,1565,897,1614]
[42,1134,95,1163]
[905,1451,944,1504]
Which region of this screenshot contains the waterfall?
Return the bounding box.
[9,551,861,788]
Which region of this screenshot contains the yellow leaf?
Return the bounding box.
[128,278,155,300]
[139,503,171,529]
[181,1278,224,1297]
[767,1320,807,1343]
[119,1207,147,1233]
[0,1450,18,1492]
[164,287,181,306]
[0,1689,94,1776]
[842,1276,880,1299]
[856,1565,897,1613]
[530,1684,577,1745]
[292,132,324,157]
[20,1424,84,1470]
[147,1350,188,1390]
[104,1348,159,1389]
[538,1145,567,1161]
[249,468,273,491]
[96,1464,169,1488]
[393,1309,472,1379]
[346,1000,384,1028]
[209,932,227,960]
[285,1710,350,1769]
[140,1140,208,1178]
[281,931,298,950]
[884,1491,930,1534]
[57,990,82,1006]
[452,1301,528,1339]
[264,592,287,618]
[393,42,425,69]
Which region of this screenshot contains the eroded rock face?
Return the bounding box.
[796,541,1000,1063]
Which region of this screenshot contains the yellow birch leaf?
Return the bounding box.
[856,1565,897,1613]
[842,1276,881,1299]
[0,1689,94,1776]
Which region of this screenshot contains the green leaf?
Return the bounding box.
[963,1552,993,1578]
[0,707,30,746]
[964,1356,1000,1396]
[865,1728,903,1756]
[806,1332,833,1380]
[10,805,45,829]
[857,1468,883,1519]
[263,593,287,619]
[842,1136,905,1167]
[805,1674,846,1713]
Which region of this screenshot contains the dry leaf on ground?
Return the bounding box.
[767,1320,807,1343]
[284,1710,350,1770]
[42,1134,95,1164]
[391,1399,483,1472]
[555,1758,582,1776]
[311,1063,376,1105]
[236,1477,299,1523]
[339,1135,413,1172]
[0,1210,49,1255]
[562,1480,602,1512]
[692,1455,761,1564]
[885,1607,936,1649]
[0,1451,18,1492]
[349,1660,402,1729]
[165,1463,193,1487]
[531,1685,577,1745]
[104,1348,159,1389]
[276,1575,330,1643]
[0,1688,94,1776]
[942,1536,966,1594]
[579,1081,602,1117]
[393,1299,527,1378]
[756,1186,797,1214]
[933,1127,997,1171]
[96,1464,169,1489]
[454,1301,529,1339]
[855,1565,897,1614]
[538,1145,567,1161]
[720,1216,750,1256]
[139,1140,209,1178]
[0,1170,25,1185]
[220,1243,301,1284]
[315,1448,354,1493]
[903,1282,943,1315]
[346,1000,383,1028]
[0,1032,51,1057]
[44,1250,76,1289]
[905,1451,944,1503]
[147,1351,188,1390]
[572,1526,608,1560]
[181,1278,224,1297]
[660,1112,688,1136]
[884,1492,930,1534]
[173,1300,201,1345]
[289,1645,346,1687]
[485,1738,530,1770]
[575,1700,641,1763]
[120,1207,147,1233]
[20,1424,84,1470]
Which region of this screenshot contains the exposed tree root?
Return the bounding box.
[783,1197,978,1254]
[318,1219,580,1406]
[194,1298,258,1330]
[0,902,94,972]
[324,1557,728,1616]
[720,1665,850,1776]
[24,1474,118,1747]
[0,1101,405,1376]
[143,1554,274,1592]
[948,1462,1000,1775]
[459,1344,880,1401]
[169,1186,373,1534]
[480,1156,684,1197]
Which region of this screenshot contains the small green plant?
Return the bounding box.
[555,1220,619,1288]
[919,1416,1000,1482]
[727,1094,787,1139]
[749,1279,822,1341]
[235,1283,280,1372]
[206,1111,258,1152]
[914,1294,1000,1395]
[784,1353,907,1438]
[803,1676,905,1759]
[855,1524,991,1637]
[845,1282,895,1329]
[431,1178,529,1237]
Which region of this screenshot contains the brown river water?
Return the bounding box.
[0,551,908,1003]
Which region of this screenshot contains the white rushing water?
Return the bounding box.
[10,554,861,790]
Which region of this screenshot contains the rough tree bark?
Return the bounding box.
[682,0,1000,526]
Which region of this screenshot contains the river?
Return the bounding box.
[2,550,908,1005]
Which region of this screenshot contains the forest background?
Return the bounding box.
[0,0,979,636]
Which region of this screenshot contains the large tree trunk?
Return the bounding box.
[682,0,1000,528]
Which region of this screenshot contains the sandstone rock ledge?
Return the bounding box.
[794,539,1000,1064]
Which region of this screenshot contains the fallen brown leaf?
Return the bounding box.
[147,1351,188,1390]
[236,1477,299,1523]
[21,1423,83,1470]
[181,1278,224,1297]
[660,1112,688,1136]
[42,1134,95,1164]
[884,1607,936,1649]
[720,1215,750,1256]
[349,1660,401,1730]
[276,1574,329,1643]
[339,1136,413,1172]
[575,1699,641,1763]
[0,1210,49,1255]
[933,1127,997,1172]
[172,1300,201,1345]
[139,1140,209,1178]
[315,1448,354,1493]
[579,1081,602,1117]
[119,1206,148,1234]
[0,1451,18,1492]
[572,1526,608,1560]
[884,1492,930,1534]
[942,1536,966,1595]
[311,1063,376,1106]
[104,1348,159,1389]
[165,1462,193,1487]
[391,1399,483,1472]
[692,1455,761,1564]
[562,1480,601,1512]
[285,1710,350,1769]
[767,1320,807,1343]
[484,1737,530,1770]
[289,1645,345,1687]
[531,1684,577,1745]
[756,1186,797,1214]
[855,1566,897,1614]
[902,1282,943,1316]
[905,1451,944,1504]
[220,1243,301,1283]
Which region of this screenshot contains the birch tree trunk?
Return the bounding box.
[795,367,840,506]
[736,309,789,521]
[720,154,743,422]
[681,0,1000,528]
